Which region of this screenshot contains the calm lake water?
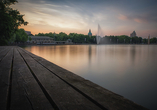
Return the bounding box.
[23,45,157,110]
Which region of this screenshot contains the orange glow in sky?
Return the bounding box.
[12,0,157,38]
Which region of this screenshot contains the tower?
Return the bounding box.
[88,29,92,37]
[130,31,136,37]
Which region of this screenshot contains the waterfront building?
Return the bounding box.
[25,31,32,35]
[28,36,54,44]
[28,36,73,45]
[130,31,136,37]
[88,29,92,37]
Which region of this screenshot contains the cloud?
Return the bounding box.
[92,13,107,22]
[118,14,128,20]
[133,18,147,23]
[117,14,157,24]
[13,0,89,29]
[15,0,157,37]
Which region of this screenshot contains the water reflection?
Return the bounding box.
[130,45,136,64]
[88,45,92,65]
[23,45,157,110]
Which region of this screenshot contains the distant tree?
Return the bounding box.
[47,32,54,38]
[114,36,118,43]
[69,33,77,42]
[143,38,147,44]
[28,36,32,41]
[150,37,157,44]
[117,36,124,43]
[90,36,96,43]
[108,35,114,44]
[138,37,142,44]
[59,32,68,41]
[0,0,28,45]
[15,28,28,43]
[35,33,45,36]
[132,36,138,44]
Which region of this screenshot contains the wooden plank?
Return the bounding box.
[0,46,6,51]
[18,48,102,110]
[0,46,10,61]
[19,47,148,110]
[0,46,12,52]
[0,48,13,110]
[10,48,54,110]
[0,47,6,52]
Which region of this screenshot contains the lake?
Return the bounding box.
[23,44,157,110]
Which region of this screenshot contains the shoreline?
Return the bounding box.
[8,43,157,46]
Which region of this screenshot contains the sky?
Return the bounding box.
[12,0,157,38]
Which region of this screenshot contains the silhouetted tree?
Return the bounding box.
[0,0,28,45]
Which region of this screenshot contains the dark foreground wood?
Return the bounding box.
[0,46,148,110]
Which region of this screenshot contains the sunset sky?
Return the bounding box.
[12,0,157,38]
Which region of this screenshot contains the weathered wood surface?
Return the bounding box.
[11,48,54,110]
[0,47,13,110]
[0,46,148,110]
[0,47,10,61]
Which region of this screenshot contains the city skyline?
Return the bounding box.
[12,0,157,38]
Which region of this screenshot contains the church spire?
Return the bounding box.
[88,29,92,37]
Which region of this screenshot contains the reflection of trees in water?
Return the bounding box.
[130,46,136,65]
[88,45,97,68]
[88,45,92,65]
[69,45,77,55]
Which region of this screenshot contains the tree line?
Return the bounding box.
[35,32,157,44]
[35,32,96,44]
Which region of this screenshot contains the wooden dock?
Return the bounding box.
[0,46,148,110]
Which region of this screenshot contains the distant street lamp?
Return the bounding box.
[130,39,132,44]
[124,39,125,43]
[117,39,118,43]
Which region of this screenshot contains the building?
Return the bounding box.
[88,29,92,37]
[28,36,55,44]
[25,31,32,35]
[28,36,73,45]
[130,31,136,37]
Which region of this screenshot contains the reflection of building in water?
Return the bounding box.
[130,31,136,37]
[88,29,92,37]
